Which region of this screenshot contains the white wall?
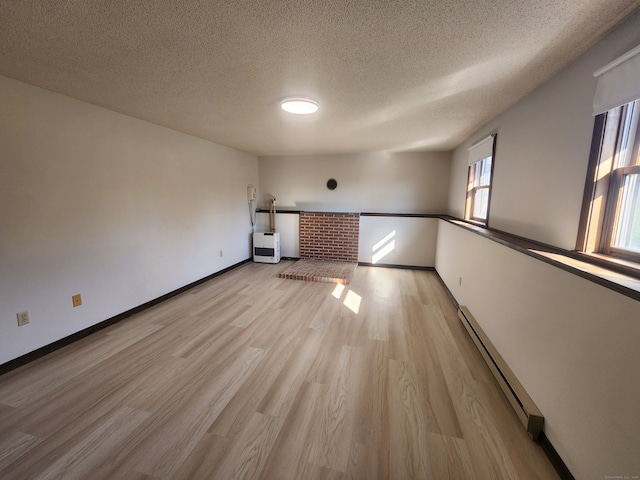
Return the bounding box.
[441,11,640,480]
[258,151,451,213]
[255,212,300,258]
[258,151,449,266]
[436,221,640,480]
[253,213,438,267]
[0,76,258,365]
[448,10,640,250]
[358,216,437,267]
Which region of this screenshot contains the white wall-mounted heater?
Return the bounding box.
[253,232,280,264]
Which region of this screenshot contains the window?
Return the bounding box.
[578,43,640,268]
[465,135,496,225]
[578,100,640,263]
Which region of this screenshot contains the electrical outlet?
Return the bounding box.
[72,294,82,307]
[17,311,30,326]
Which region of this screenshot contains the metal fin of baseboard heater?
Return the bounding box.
[458,306,544,441]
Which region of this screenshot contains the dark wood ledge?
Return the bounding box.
[360,212,443,218]
[256,209,441,217]
[256,209,639,302]
[444,217,640,303]
[255,208,301,214]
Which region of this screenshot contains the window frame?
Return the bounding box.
[605,165,640,260]
[465,135,496,226]
[577,100,640,267]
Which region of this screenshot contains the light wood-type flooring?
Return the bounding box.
[0,261,560,479]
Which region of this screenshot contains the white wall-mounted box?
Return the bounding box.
[253,232,280,264]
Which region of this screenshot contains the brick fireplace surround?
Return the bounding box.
[298,212,360,262]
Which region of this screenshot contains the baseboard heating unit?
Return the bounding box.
[458,306,544,441]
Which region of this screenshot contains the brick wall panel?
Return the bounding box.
[299,212,359,262]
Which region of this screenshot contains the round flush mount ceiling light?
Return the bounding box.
[280,97,319,115]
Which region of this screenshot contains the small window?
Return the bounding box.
[578,100,640,264]
[465,135,496,225]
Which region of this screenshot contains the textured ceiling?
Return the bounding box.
[1,1,639,156]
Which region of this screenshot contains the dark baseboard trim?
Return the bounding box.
[358,262,434,271]
[0,258,251,377]
[539,432,575,480]
[432,269,460,309]
[1,255,577,480]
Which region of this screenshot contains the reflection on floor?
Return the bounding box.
[278,258,357,284]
